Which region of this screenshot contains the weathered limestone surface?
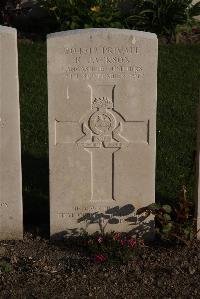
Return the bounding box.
[0,26,23,239]
[48,28,158,238]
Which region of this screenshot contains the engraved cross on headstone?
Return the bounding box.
[56,84,149,202]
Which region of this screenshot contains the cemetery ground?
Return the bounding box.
[0,40,199,297]
[0,233,200,298]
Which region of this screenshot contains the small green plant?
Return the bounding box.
[137,186,196,244]
[39,0,123,30]
[0,259,12,273]
[84,232,144,264]
[126,0,200,41]
[39,0,200,40]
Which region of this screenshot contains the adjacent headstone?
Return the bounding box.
[0,26,23,239]
[192,0,200,20]
[48,28,157,238]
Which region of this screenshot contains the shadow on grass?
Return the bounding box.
[22,153,49,237]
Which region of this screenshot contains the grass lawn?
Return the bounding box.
[157,45,200,202]
[18,41,200,228]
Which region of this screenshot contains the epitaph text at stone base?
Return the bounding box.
[0,26,23,239]
[48,28,158,238]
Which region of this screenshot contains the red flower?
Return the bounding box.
[94,254,107,263]
[120,239,126,246]
[114,232,121,240]
[128,238,137,248]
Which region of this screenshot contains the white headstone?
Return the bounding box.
[0,26,23,239]
[48,28,157,238]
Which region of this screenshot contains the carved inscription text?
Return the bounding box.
[64,44,144,80]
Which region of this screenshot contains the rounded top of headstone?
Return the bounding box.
[47,28,157,40]
[0,25,16,35]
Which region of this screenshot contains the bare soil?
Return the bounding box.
[0,233,200,298]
